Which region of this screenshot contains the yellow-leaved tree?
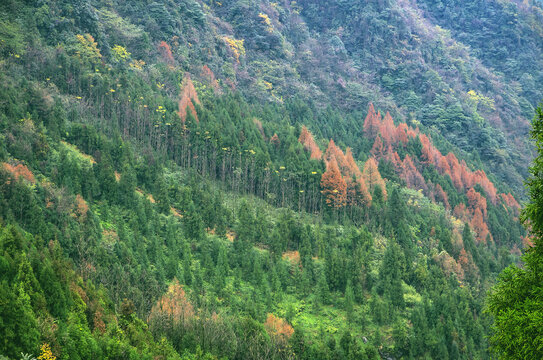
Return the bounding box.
[37,343,56,360]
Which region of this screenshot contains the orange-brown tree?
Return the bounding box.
[363,103,380,138]
[362,157,387,200]
[299,125,322,160]
[321,158,347,208]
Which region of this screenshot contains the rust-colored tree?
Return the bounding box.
[407,127,418,139]
[380,111,396,144]
[93,308,106,334]
[158,41,174,65]
[362,157,387,200]
[264,313,295,354]
[460,161,474,189]
[471,207,491,243]
[395,123,409,145]
[344,147,362,179]
[2,162,36,183]
[500,193,520,212]
[473,170,497,203]
[453,203,468,222]
[178,74,200,123]
[419,134,435,164]
[264,313,294,340]
[321,158,347,209]
[324,139,349,175]
[298,125,311,146]
[458,248,470,269]
[346,177,358,208]
[201,64,220,92]
[363,103,380,138]
[433,251,464,281]
[148,279,194,330]
[324,139,337,163]
[467,188,487,218]
[74,194,89,221]
[446,153,464,190]
[383,148,402,172]
[370,136,385,159]
[355,176,372,206]
[270,133,280,148]
[299,126,322,160]
[437,155,451,178]
[434,184,450,210]
[401,155,427,191]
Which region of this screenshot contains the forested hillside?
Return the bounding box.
[0,0,539,359]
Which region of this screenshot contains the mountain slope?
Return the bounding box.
[296,0,540,190]
[16,0,538,192]
[0,0,539,359]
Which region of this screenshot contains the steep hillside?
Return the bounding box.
[297,0,540,190]
[9,0,537,191]
[0,0,539,359]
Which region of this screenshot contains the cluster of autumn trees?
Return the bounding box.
[368,103,519,243]
[148,279,295,357]
[298,126,322,160]
[454,188,492,243]
[299,126,386,210]
[366,104,496,197]
[365,103,503,201]
[2,162,36,184]
[299,104,520,244]
[28,18,519,247]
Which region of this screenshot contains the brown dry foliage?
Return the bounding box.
[471,207,491,243]
[270,133,280,147]
[253,118,266,140]
[178,74,200,123]
[500,192,520,215]
[74,194,89,220]
[433,251,464,281]
[363,103,380,138]
[361,103,500,205]
[2,162,36,183]
[370,136,385,159]
[149,279,194,326]
[282,250,300,264]
[362,157,387,200]
[201,65,220,92]
[298,126,322,160]
[264,313,294,340]
[158,41,175,64]
[434,184,450,210]
[170,207,183,218]
[400,155,427,192]
[321,158,347,208]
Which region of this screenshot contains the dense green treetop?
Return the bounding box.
[487,106,543,359]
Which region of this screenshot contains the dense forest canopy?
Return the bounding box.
[0,0,540,359]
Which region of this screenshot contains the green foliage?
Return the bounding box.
[523,106,543,240]
[487,106,543,359]
[0,19,24,57]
